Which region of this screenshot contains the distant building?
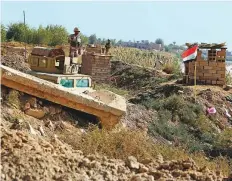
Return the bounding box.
[226,51,232,56]
[149,43,162,51]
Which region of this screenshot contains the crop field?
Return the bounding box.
[109,47,177,68]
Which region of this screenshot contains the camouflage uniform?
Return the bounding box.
[105,39,111,54]
[68,27,81,62]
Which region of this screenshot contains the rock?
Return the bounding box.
[82,158,90,167]
[188,171,198,180]
[10,118,23,130]
[28,123,37,135]
[145,175,154,181]
[92,161,101,168]
[156,154,163,163]
[205,176,214,181]
[140,158,152,165]
[38,100,43,106]
[148,170,162,180]
[24,102,31,111]
[158,162,170,170]
[126,156,140,170]
[139,164,149,173]
[38,125,46,136]
[130,175,142,181]
[182,161,192,169]
[87,154,96,161]
[117,165,126,174]
[48,105,62,115]
[25,108,45,119]
[224,85,232,91]
[45,120,55,131]
[28,97,37,108]
[228,172,232,178]
[43,106,50,114]
[172,170,181,177]
[22,175,32,181]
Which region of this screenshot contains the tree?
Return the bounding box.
[101,38,106,45]
[89,34,97,44]
[173,41,176,45]
[155,38,164,46]
[45,25,69,46]
[80,33,89,45]
[6,23,29,42]
[96,38,102,44]
[117,39,123,46]
[110,39,116,46]
[1,24,6,42]
[164,45,170,52]
[33,25,50,45]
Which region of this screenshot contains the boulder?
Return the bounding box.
[126,156,140,170]
[25,108,45,119]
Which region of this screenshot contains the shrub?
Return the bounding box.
[215,128,232,148]
[162,58,181,78]
[162,63,175,74]
[6,89,21,109]
[1,24,6,42]
[59,125,231,176]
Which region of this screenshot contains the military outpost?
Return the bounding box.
[1,27,127,129]
[183,43,227,86]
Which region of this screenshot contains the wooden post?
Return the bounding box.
[23,11,27,61]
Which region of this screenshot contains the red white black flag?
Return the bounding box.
[181,45,198,62]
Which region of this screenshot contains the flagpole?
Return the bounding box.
[194,60,197,103]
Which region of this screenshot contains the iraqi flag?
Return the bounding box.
[181,45,198,62]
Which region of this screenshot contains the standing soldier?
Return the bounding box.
[68,27,82,64]
[105,39,111,54]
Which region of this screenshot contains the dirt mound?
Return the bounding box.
[121,103,157,132]
[129,84,186,104]
[1,86,231,180]
[110,61,173,92]
[1,124,230,181]
[1,52,31,73]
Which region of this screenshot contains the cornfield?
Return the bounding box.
[109,47,177,68]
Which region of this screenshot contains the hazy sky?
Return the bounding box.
[1,1,232,50]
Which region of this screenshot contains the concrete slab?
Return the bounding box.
[1,65,127,128]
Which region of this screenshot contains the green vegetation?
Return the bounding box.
[139,94,231,155]
[1,22,90,46]
[110,47,181,79]
[6,90,21,109]
[162,59,182,78]
[1,24,7,42]
[88,34,97,44]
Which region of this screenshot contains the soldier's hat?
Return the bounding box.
[74,27,80,32]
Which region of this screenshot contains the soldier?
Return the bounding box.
[68,27,82,64]
[105,39,111,54]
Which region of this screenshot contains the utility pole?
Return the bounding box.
[23,10,27,61]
